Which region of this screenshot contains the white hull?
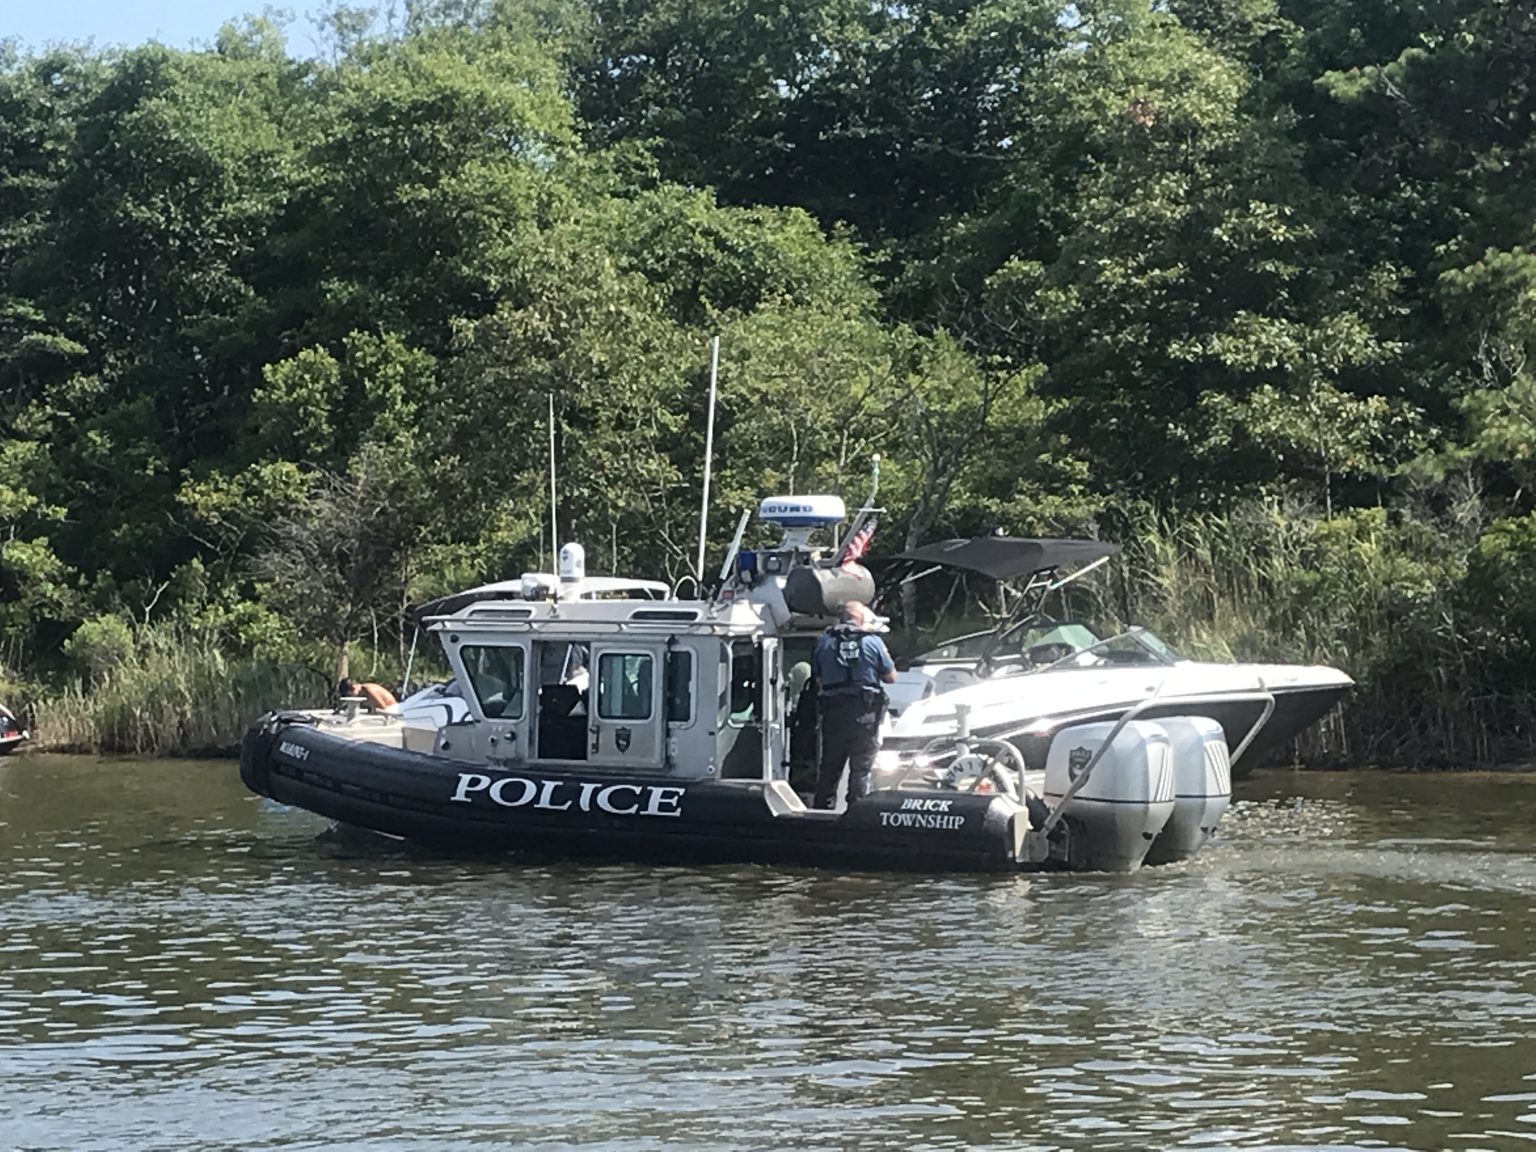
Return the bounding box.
[886,659,1350,773]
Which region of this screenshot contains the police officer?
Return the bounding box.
[811,600,897,810]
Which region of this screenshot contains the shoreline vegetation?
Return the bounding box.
[8,504,1534,768]
[3,3,1534,768]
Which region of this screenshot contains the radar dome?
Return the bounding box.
[557,543,586,582]
[757,495,846,528]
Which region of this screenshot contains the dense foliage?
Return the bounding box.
[2,0,1533,764]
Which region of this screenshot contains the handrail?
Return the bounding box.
[1038,676,1171,836]
[1228,678,1276,766]
[422,614,743,636]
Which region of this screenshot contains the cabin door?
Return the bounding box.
[759,637,785,779]
[456,640,531,764]
[587,642,665,770]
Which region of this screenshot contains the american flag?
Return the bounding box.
[837,514,878,566]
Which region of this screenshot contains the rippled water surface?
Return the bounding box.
[3,757,1536,1151]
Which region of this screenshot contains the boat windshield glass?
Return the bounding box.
[461,644,525,719]
[919,630,998,662]
[920,622,1180,668]
[921,623,1103,663]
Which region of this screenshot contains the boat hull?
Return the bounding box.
[240,714,1046,873]
[885,675,1351,781]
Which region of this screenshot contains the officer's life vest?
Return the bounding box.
[822,625,872,690]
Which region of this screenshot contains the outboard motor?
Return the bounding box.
[1143,715,1232,865]
[1043,720,1174,872]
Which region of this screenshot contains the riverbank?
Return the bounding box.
[5,504,1533,768]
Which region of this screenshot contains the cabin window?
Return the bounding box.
[728,639,761,727]
[665,650,693,724]
[718,644,730,714]
[597,652,653,720]
[461,645,525,719]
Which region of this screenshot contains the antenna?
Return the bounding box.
[548,393,558,557]
[716,507,752,586]
[695,335,721,582]
[833,454,884,559]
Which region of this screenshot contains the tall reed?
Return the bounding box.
[30,624,326,756]
[1113,502,1536,768]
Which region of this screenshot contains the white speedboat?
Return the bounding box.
[880,537,1351,776]
[242,497,1250,873]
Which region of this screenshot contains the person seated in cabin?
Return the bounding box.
[562,645,590,714]
[786,661,813,709]
[340,678,399,712]
[562,645,590,691]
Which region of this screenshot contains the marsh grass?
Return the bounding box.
[31,624,327,756]
[1115,503,1536,768]
[15,505,1534,768]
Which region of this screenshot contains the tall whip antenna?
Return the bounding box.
[548,393,559,556]
[695,335,721,582]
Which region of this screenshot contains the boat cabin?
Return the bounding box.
[426,598,784,779]
[421,495,866,784]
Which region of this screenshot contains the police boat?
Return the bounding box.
[241,496,1268,873]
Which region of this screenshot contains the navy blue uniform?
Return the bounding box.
[811,625,895,809]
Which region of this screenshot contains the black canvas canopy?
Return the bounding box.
[888,537,1120,582]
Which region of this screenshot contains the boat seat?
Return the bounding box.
[538,685,589,760]
[541,684,582,718]
[719,722,763,778]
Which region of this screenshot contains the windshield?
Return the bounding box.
[921,622,1104,662]
[918,630,998,662]
[919,621,1180,669]
[461,644,526,719]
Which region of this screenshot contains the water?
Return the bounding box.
[3,757,1536,1151]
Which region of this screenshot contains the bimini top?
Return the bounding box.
[889,537,1120,582]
